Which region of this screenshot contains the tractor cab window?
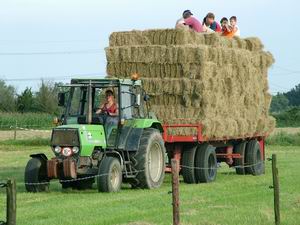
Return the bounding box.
[120,85,133,119]
[120,84,145,119]
[69,87,88,117]
[93,88,119,117]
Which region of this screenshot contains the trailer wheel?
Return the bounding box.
[245,140,264,176]
[195,144,217,183]
[233,142,247,175]
[182,146,197,184]
[24,158,49,192]
[133,128,166,189]
[97,157,122,192]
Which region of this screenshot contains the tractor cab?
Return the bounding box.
[55,78,147,148]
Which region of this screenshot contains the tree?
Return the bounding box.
[270,93,289,113]
[0,80,16,112]
[16,87,35,113]
[285,84,300,106]
[35,80,60,115]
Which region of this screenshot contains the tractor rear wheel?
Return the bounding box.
[245,140,265,176]
[194,144,217,183]
[182,146,197,184]
[24,158,49,192]
[97,157,122,192]
[133,128,166,189]
[233,141,247,175]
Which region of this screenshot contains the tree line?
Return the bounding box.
[270,84,300,127]
[0,80,62,115]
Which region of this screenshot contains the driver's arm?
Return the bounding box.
[96,104,105,114]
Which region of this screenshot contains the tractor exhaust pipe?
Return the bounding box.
[87,81,92,124]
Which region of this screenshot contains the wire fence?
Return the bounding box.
[1,156,299,225]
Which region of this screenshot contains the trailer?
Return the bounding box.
[163,123,266,183]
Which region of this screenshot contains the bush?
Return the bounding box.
[272,107,300,127]
[266,131,300,146]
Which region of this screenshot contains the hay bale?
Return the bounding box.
[106,29,275,139]
[109,29,264,51]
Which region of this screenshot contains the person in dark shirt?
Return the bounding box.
[204,12,222,33]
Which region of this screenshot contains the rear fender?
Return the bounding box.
[150,122,163,133]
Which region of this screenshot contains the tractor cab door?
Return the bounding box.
[106,84,135,147]
[94,87,119,147]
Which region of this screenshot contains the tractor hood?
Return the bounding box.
[51,124,107,157]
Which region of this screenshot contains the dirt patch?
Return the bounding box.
[0,130,51,141]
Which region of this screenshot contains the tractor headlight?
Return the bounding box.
[54,146,62,154]
[62,147,72,157]
[72,146,79,154]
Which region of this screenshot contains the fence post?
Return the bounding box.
[13,121,17,141]
[6,179,16,225]
[271,154,280,225]
[171,159,180,225]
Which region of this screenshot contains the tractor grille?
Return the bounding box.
[51,128,80,147]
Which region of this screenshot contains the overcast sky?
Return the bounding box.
[0,0,299,94]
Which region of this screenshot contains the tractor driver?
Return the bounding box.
[96,90,119,117]
[95,89,119,133]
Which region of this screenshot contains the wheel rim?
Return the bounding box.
[110,165,120,189]
[208,153,216,178]
[148,142,163,183]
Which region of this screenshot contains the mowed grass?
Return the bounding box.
[0,145,299,225]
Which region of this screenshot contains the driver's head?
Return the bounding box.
[105,90,114,101]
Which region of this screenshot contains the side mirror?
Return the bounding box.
[136,94,141,106]
[58,92,66,107]
[144,94,150,102]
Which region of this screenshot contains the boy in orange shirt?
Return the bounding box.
[220,17,235,38]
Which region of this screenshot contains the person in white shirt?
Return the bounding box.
[175,17,185,28]
[230,16,240,37]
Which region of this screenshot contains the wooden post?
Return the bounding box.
[171,159,180,225]
[271,154,280,225]
[6,179,16,225]
[13,121,17,141]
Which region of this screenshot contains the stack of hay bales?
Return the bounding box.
[106,29,275,139]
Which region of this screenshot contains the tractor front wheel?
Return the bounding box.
[24,158,49,192]
[97,157,122,192]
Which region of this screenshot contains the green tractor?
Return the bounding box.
[24,78,166,192]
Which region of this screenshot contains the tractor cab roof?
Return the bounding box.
[69,77,141,87]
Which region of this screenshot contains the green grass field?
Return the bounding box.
[0,145,299,225]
